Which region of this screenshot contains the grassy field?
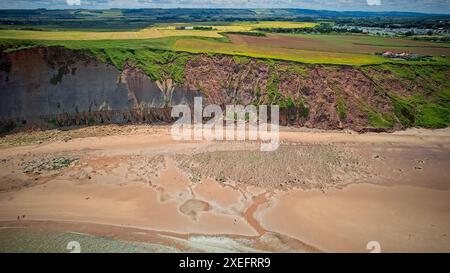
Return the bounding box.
[0,28,223,40]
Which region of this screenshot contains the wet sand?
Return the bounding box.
[258,184,450,252]
[0,125,449,252]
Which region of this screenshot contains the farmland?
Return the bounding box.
[1,15,449,66]
[0,27,224,40]
[174,33,450,65]
[173,34,450,65]
[0,21,318,40]
[0,7,450,65]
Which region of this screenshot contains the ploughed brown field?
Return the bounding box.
[0,125,449,252]
[228,34,450,57]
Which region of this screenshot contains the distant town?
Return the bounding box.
[334,25,450,37]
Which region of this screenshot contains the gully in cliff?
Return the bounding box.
[171,97,280,151]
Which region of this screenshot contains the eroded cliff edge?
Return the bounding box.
[1,46,449,132]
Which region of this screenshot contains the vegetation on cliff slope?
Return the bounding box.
[91,48,192,83]
[362,64,450,128]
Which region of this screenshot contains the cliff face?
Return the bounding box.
[183,55,448,131]
[0,47,200,128]
[1,47,449,132]
[1,47,127,120]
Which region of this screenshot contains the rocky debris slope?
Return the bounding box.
[183,55,449,131]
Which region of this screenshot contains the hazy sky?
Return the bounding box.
[0,0,449,14]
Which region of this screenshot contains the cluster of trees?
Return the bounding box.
[255,23,334,34]
[224,31,266,37]
[412,36,450,42]
[193,26,213,30]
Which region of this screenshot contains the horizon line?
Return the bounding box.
[0,7,449,16]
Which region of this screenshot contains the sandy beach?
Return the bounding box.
[0,125,449,252]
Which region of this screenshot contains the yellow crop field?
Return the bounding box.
[0,27,222,40]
